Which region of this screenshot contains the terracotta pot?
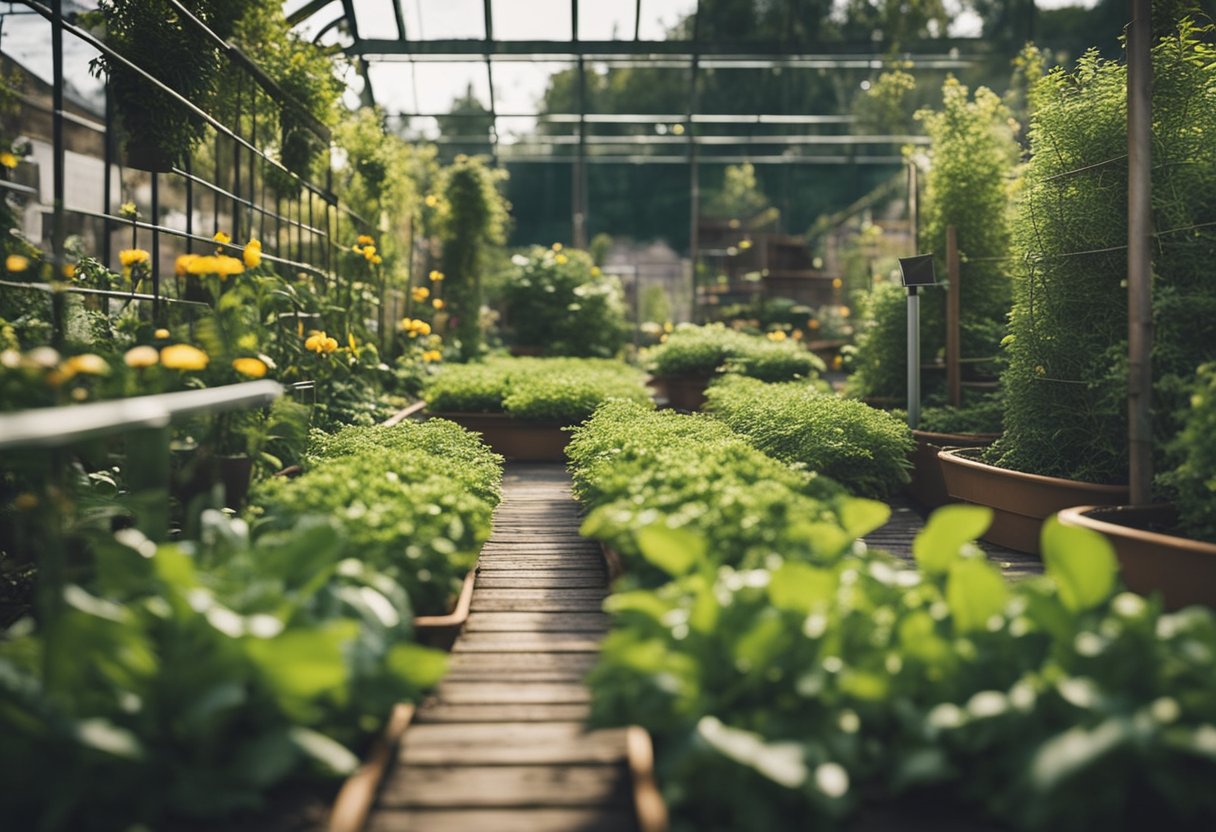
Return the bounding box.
[907,430,1000,510]
[123,132,175,173]
[413,570,477,650]
[508,344,546,357]
[427,411,571,461]
[217,454,254,510]
[650,374,714,411]
[1057,505,1216,611]
[938,447,1128,555]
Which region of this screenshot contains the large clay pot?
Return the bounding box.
[1057,505,1216,610]
[650,375,713,411]
[938,447,1128,555]
[427,411,570,461]
[907,430,1000,510]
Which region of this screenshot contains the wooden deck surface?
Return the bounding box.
[366,464,637,832]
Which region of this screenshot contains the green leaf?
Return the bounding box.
[288,726,359,776]
[1041,518,1118,612]
[840,498,892,538]
[229,728,300,788]
[386,642,448,691]
[603,590,670,623]
[74,718,144,760]
[635,524,705,577]
[768,563,836,614]
[947,559,1008,632]
[245,621,357,714]
[1030,718,1131,791]
[914,504,993,574]
[696,715,808,789]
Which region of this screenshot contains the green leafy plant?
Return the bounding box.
[502,245,628,357]
[918,392,1004,435]
[646,323,824,382]
[988,22,1216,483]
[1159,363,1216,542]
[705,376,914,498]
[423,356,651,424]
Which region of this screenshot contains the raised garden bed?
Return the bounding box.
[907,429,1000,510]
[425,411,570,462]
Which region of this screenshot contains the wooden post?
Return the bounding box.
[1127,0,1153,505]
[946,224,962,407]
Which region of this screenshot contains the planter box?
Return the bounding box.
[649,375,714,411]
[628,726,669,832]
[938,447,1128,555]
[1057,505,1216,611]
[427,411,571,461]
[907,430,999,510]
[413,569,476,650]
[328,702,416,832]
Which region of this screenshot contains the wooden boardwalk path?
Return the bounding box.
[366,464,637,832]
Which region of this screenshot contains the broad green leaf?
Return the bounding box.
[768,563,836,614]
[386,642,448,690]
[914,505,994,574]
[1030,717,1131,791]
[603,590,670,623]
[288,726,359,776]
[840,498,892,538]
[1041,518,1118,612]
[228,727,299,788]
[733,612,787,670]
[180,680,246,732]
[74,718,144,760]
[947,559,1008,632]
[697,715,808,789]
[802,523,853,560]
[245,621,357,714]
[635,524,705,577]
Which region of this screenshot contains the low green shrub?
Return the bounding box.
[589,507,1216,831]
[705,376,914,498]
[0,512,447,829]
[423,356,651,424]
[646,323,824,382]
[1159,363,1216,543]
[502,245,629,357]
[251,421,503,615]
[918,392,1004,435]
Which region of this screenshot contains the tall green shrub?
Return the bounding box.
[848,79,1018,401]
[987,23,1216,483]
[436,157,509,361]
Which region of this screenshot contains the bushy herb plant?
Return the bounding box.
[705,376,914,498]
[1159,363,1216,542]
[423,356,651,424]
[918,391,1004,435]
[647,323,825,382]
[988,22,1216,482]
[502,245,628,357]
[589,507,1216,831]
[250,420,502,614]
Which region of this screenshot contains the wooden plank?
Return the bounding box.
[465,611,610,632]
[367,808,636,832]
[432,682,592,705]
[378,764,629,809]
[454,633,603,653]
[448,652,599,673]
[414,702,592,723]
[473,568,605,578]
[475,575,605,590]
[472,596,606,613]
[398,722,626,766]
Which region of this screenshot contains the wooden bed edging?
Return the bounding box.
[628,725,670,832]
[413,568,477,650]
[327,702,416,832]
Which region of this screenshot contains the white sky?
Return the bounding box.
[3,0,1101,123]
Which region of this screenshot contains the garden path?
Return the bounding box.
[365,463,637,832]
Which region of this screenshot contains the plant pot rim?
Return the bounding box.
[1058,504,1216,555]
[414,568,477,633]
[425,410,573,429]
[939,447,1129,496]
[912,429,1001,444]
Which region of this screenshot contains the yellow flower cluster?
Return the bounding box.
[421,349,442,363]
[232,356,268,378]
[213,230,231,245]
[554,254,569,266]
[412,286,430,302]
[160,344,210,371]
[432,298,445,310]
[243,239,262,269]
[119,249,151,268]
[766,330,788,342]
[124,345,159,368]
[176,254,245,278]
[357,234,375,246]
[429,270,445,282]
[6,254,29,273]
[0,151,17,169]
[305,331,339,353]
[401,318,432,338]
[352,237,383,265]
[424,194,439,208]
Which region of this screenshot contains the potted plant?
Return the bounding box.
[942,22,1216,553]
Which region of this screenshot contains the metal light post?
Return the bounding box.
[898,254,938,429]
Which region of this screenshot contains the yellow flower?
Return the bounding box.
[186,255,244,278]
[160,344,210,371]
[429,270,444,282]
[739,239,753,251]
[832,355,843,370]
[792,329,803,341]
[175,254,199,276]
[421,349,442,363]
[412,286,430,302]
[552,242,563,252]
[62,263,77,280]
[659,334,668,343]
[305,332,325,353]
[432,298,445,310]
[0,151,17,169]
[662,321,674,334]
[213,230,231,245]
[119,202,138,218]
[767,330,787,342]
[119,249,150,268]
[6,254,29,272]
[416,321,431,336]
[232,357,268,378]
[324,336,338,352]
[424,194,439,208]
[832,277,843,289]
[124,345,159,368]
[808,319,821,330]
[554,254,569,266]
[352,244,362,256]
[65,353,110,376]
[357,234,375,246]
[347,332,358,351]
[839,307,850,318]
[362,245,377,261]
[297,319,305,338]
[243,240,262,269]
[154,328,170,339]
[591,266,602,277]
[372,254,382,265]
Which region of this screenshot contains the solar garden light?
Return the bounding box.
[897,254,938,430]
